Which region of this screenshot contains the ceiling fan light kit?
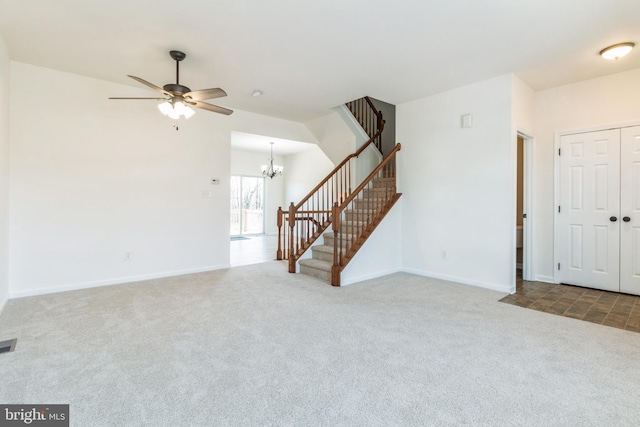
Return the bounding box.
[158,100,195,119]
[109,50,232,129]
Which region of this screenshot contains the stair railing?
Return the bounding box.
[277,121,385,273]
[345,96,384,154]
[330,143,402,286]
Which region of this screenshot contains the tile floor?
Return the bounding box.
[230,235,279,267]
[500,276,640,333]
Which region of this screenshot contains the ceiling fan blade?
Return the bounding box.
[109,97,166,100]
[127,75,172,96]
[190,100,233,115]
[184,88,227,101]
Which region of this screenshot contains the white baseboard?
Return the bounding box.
[341,267,404,286]
[9,264,231,299]
[402,268,514,294]
[534,275,556,284]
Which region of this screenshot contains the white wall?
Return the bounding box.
[230,149,284,235]
[511,75,535,280]
[533,68,640,281]
[398,74,514,293]
[0,34,9,312]
[512,75,535,137]
[8,61,315,297]
[304,111,355,164]
[283,146,334,205]
[341,202,402,285]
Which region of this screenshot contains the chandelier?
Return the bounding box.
[261,142,283,179]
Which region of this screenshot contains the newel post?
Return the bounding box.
[287,202,296,273]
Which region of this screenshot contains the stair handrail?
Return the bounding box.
[277,119,385,272]
[345,96,384,153]
[294,122,384,211]
[330,143,402,286]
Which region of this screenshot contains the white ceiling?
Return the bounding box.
[1,0,639,123]
[231,132,316,155]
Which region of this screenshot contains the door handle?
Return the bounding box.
[623,216,631,222]
[610,216,618,222]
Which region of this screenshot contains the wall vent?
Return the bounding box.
[0,338,17,354]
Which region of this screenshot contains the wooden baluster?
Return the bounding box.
[277,207,283,260]
[288,202,296,273]
[348,158,351,196]
[331,202,341,286]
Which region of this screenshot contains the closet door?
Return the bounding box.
[559,129,621,292]
[620,126,640,295]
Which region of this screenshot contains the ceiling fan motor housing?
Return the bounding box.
[163,83,191,95]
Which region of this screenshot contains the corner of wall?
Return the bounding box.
[0,32,11,312]
[303,110,355,164]
[333,105,369,148]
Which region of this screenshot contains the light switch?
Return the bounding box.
[461,113,474,129]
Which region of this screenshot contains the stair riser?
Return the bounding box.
[339,221,366,230]
[363,187,395,195]
[300,265,331,282]
[311,248,334,262]
[353,200,386,209]
[372,180,395,188]
[323,235,351,248]
[344,211,375,221]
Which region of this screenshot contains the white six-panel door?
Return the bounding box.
[559,129,621,292]
[620,126,640,295]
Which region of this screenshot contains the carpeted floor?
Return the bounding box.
[1,262,640,426]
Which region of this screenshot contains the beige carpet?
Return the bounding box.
[1,262,640,426]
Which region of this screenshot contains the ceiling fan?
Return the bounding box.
[109,50,233,122]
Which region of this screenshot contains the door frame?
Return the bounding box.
[553,121,640,284]
[517,132,534,281]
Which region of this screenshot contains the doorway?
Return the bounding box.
[516,133,533,281]
[230,175,265,236]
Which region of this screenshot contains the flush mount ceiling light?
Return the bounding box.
[599,42,635,60]
[261,142,283,179]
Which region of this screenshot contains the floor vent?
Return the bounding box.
[0,338,17,354]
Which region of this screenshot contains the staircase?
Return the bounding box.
[277,96,401,286]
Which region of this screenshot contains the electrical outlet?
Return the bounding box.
[201,191,212,198]
[124,252,132,261]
